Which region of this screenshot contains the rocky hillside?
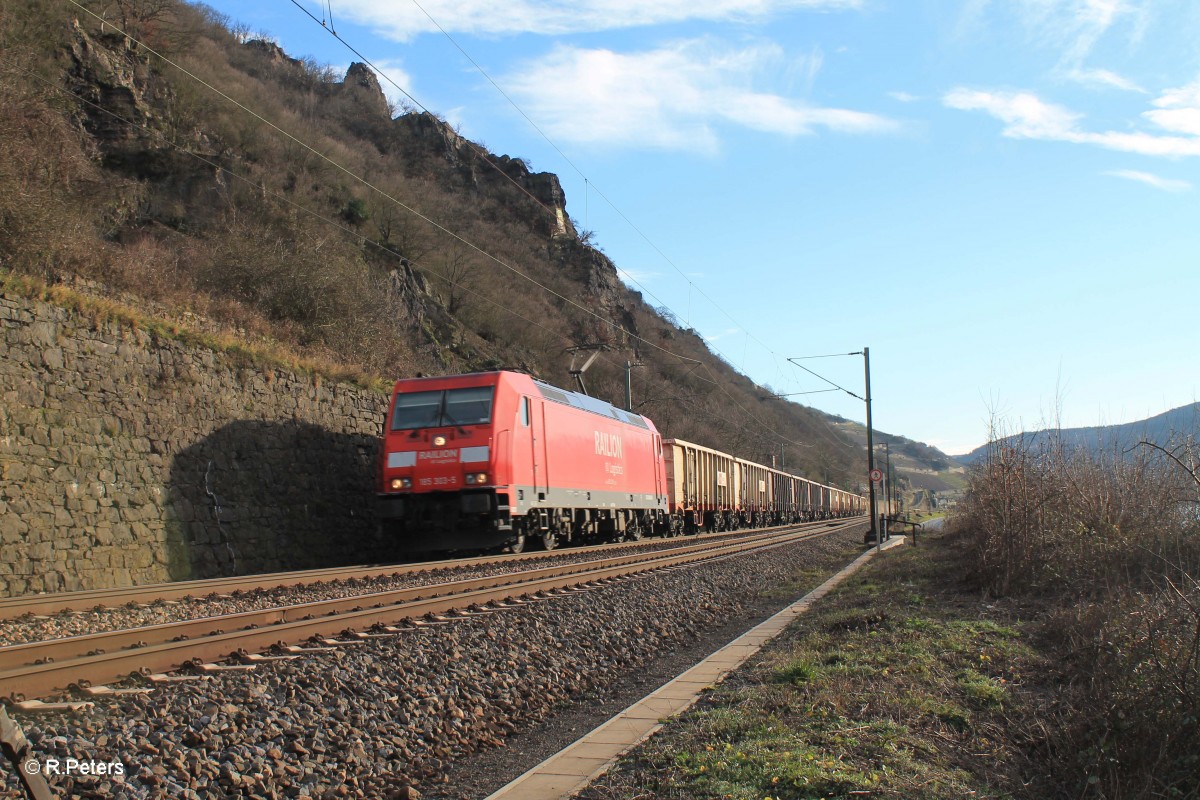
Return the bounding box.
[0,0,898,491]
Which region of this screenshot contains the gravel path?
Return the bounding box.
[1,525,864,800]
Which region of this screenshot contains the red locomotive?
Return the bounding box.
[376,371,668,552]
[376,370,866,552]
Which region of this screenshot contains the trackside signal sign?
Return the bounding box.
[869,468,884,483]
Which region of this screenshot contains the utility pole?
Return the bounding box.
[864,346,878,550]
[785,347,878,547]
[884,440,892,518]
[883,438,892,537]
[624,360,644,411]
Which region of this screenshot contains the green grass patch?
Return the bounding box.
[957,668,1007,708]
[582,533,1046,800]
[774,659,819,686]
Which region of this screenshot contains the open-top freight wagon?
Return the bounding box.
[662,439,860,532]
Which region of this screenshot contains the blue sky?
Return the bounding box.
[194,0,1200,455]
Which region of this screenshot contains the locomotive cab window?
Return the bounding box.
[444,386,493,425]
[391,390,442,430]
[521,397,531,427]
[391,387,495,430]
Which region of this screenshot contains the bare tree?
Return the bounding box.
[435,246,477,316]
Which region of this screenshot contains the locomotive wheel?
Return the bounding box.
[541,531,559,551]
[625,524,644,542]
[508,534,527,554]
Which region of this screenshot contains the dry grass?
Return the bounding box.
[0,269,390,392]
[953,428,1200,798]
[580,535,1053,800]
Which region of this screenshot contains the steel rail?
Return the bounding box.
[0,517,864,619]
[0,523,849,668]
[0,523,857,701]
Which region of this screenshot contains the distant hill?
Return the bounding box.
[955,403,1200,465]
[821,415,968,503]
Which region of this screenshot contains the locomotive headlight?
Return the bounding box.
[474,472,488,484]
[433,435,447,447]
[390,477,412,490]
[465,473,476,484]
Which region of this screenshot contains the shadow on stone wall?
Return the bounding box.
[166,420,396,580]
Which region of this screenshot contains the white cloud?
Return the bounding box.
[944,85,1200,157]
[1145,107,1200,137]
[1146,77,1200,135]
[889,91,919,103]
[958,1,1150,76]
[944,88,1081,139]
[442,106,469,133]
[1104,169,1192,192]
[1067,67,1145,93]
[1012,0,1144,65]
[704,327,741,342]
[618,268,661,285]
[504,41,896,153]
[1060,0,1137,62]
[1154,78,1200,109]
[334,0,862,40]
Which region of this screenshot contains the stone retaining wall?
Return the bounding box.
[0,290,394,597]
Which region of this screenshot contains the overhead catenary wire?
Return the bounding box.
[0,57,570,368]
[62,0,679,368]
[283,0,558,222]
[49,3,851,457]
[393,0,815,423]
[789,359,864,402]
[0,57,798,453]
[218,2,833,450]
[406,0,788,361]
[287,0,735,370]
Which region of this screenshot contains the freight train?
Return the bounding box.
[376,370,865,553]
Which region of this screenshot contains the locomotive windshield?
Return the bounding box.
[391,386,494,430]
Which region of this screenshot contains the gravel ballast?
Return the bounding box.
[0,530,787,647]
[1,525,865,800]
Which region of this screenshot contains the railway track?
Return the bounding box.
[0,520,858,703]
[0,521,856,620]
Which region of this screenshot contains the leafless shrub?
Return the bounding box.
[0,75,106,281]
[954,418,1200,796]
[958,419,1198,597]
